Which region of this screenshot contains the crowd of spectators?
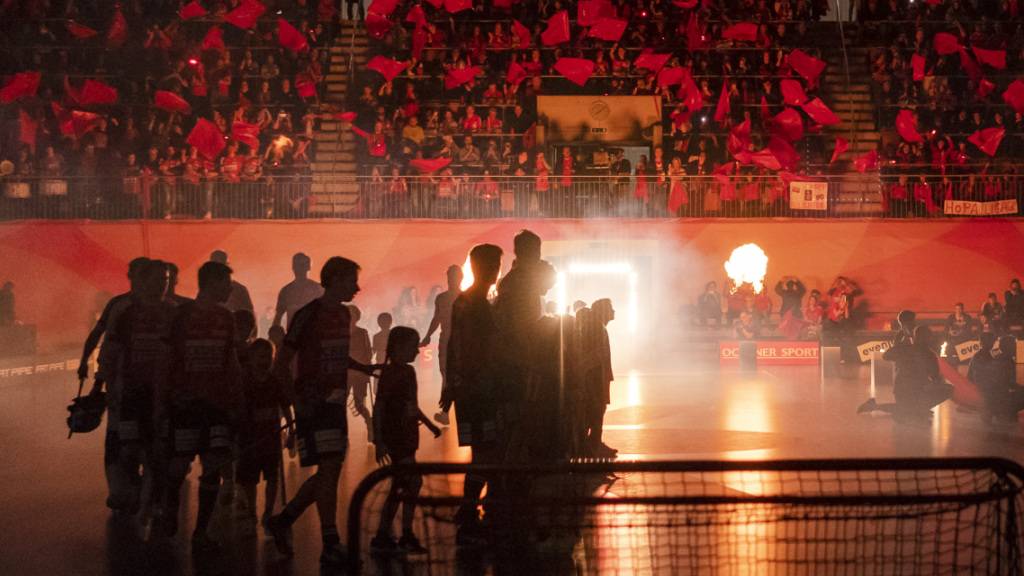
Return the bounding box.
[0,0,338,218]
[348,0,845,216]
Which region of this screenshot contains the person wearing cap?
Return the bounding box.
[210,250,254,313]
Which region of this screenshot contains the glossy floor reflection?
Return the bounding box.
[3,357,1024,575]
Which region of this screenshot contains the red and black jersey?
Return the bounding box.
[374,364,419,454]
[111,300,176,388]
[167,301,240,412]
[284,298,351,400]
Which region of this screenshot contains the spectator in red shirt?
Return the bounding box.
[462,105,482,133]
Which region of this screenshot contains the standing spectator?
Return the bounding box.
[1004,279,1024,329]
[775,276,807,319]
[697,281,723,327]
[981,293,1007,334]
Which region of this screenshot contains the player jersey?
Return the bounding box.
[285,298,351,401]
[168,301,239,411]
[112,300,176,388]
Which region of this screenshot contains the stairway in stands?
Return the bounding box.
[822,31,884,216]
[309,21,368,216]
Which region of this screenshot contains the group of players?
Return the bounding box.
[73,229,618,567]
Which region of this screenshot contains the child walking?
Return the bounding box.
[370,326,442,555]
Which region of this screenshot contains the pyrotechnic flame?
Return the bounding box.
[724,243,769,294]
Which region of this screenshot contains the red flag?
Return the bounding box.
[107,9,127,47]
[225,0,266,30]
[66,21,98,39]
[934,32,960,55]
[780,79,808,106]
[749,149,781,171]
[830,137,848,164]
[686,12,705,51]
[0,72,41,103]
[788,49,826,84]
[295,73,316,98]
[187,118,226,160]
[52,104,101,139]
[507,61,528,86]
[512,20,531,47]
[333,111,357,122]
[959,48,982,82]
[972,46,1005,69]
[1003,79,1024,113]
[896,109,922,143]
[444,0,472,12]
[683,74,703,112]
[554,58,595,86]
[180,1,208,20]
[714,79,730,124]
[727,119,751,156]
[911,54,926,81]
[231,121,260,148]
[673,0,699,7]
[978,78,996,99]
[541,11,570,46]
[444,66,483,89]
[968,127,1005,157]
[722,22,758,42]
[768,136,800,171]
[278,18,309,52]
[201,26,225,51]
[578,0,613,26]
[368,0,400,15]
[853,150,879,173]
[410,157,453,173]
[801,98,840,126]
[76,79,118,105]
[405,5,427,28]
[18,109,37,152]
[657,67,688,88]
[588,18,627,42]
[770,108,804,141]
[365,11,393,40]
[366,56,407,81]
[634,52,670,72]
[154,90,192,114]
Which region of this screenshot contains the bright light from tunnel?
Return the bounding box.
[724,243,769,294]
[555,261,638,333]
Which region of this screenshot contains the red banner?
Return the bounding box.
[719,341,820,365]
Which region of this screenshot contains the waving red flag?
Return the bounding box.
[853,150,878,173]
[578,0,614,26]
[365,11,393,40]
[180,1,208,20]
[968,127,1005,157]
[106,9,127,47]
[634,52,670,72]
[896,109,923,143]
[278,19,309,52]
[52,103,101,139]
[959,48,982,82]
[231,121,260,148]
[1003,79,1024,113]
[368,0,400,15]
[978,78,996,100]
[780,79,808,106]
[507,61,528,86]
[971,46,1006,69]
[0,72,41,103]
[770,108,804,142]
[714,79,730,124]
[76,79,118,105]
[295,73,317,98]
[683,74,703,112]
[445,0,473,12]
[201,26,225,51]
[154,90,192,114]
[788,49,826,84]
[830,137,848,164]
[801,98,839,126]
[410,157,453,173]
[749,149,781,171]
[657,67,688,88]
[225,0,266,30]
[541,11,570,46]
[934,32,960,55]
[406,4,427,28]
[367,56,407,82]
[589,18,627,42]
[333,111,357,122]
[66,21,98,39]
[727,119,751,156]
[722,22,757,42]
[911,54,926,81]
[686,12,705,51]
[187,118,226,160]
[18,109,37,152]
[554,58,595,86]
[511,19,531,47]
[768,136,800,171]
[444,66,483,90]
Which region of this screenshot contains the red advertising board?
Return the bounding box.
[719,341,820,365]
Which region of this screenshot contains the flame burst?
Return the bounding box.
[724,243,769,294]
